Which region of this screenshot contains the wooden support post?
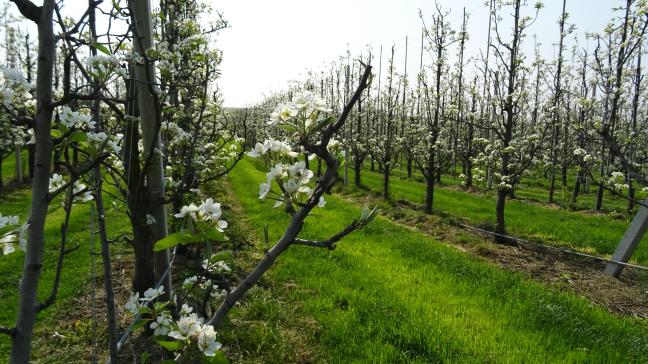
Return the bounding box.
[604,197,648,277]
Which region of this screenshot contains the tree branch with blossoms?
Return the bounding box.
[206,62,373,329]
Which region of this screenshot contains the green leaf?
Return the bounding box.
[0,224,19,237]
[154,337,184,352]
[153,301,169,311]
[154,231,203,251]
[94,43,111,55]
[202,228,228,242]
[69,130,88,143]
[131,318,150,331]
[278,124,297,133]
[210,250,233,262]
[202,351,230,364]
[51,129,62,138]
[263,224,269,250]
[311,115,336,132]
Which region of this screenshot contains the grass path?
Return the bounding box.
[228,158,648,363]
[350,168,648,264]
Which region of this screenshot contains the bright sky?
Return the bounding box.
[216,0,617,107]
[5,0,620,108]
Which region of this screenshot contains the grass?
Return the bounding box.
[0,160,131,360]
[388,161,646,213]
[226,158,648,363]
[350,166,648,264]
[1,150,29,186]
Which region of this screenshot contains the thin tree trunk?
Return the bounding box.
[495,189,508,241]
[14,146,22,183]
[572,171,582,203]
[88,0,118,359]
[354,156,362,187]
[11,1,56,362]
[383,165,390,200]
[424,174,434,214]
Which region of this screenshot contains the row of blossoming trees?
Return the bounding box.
[246,0,648,244]
[0,0,647,361]
[0,0,376,362]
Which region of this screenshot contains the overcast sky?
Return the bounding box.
[215,0,618,107]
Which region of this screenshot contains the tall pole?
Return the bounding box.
[129,0,172,297]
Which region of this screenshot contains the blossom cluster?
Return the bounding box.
[606,171,629,192]
[0,213,27,255]
[573,147,594,163]
[58,106,96,129]
[257,160,325,209]
[125,287,222,357]
[48,173,94,204]
[180,254,232,302]
[248,138,298,159]
[0,68,31,153]
[269,91,332,127]
[1,68,32,105]
[174,198,228,232]
[266,91,334,140]
[85,54,127,79]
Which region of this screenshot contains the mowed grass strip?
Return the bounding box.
[351,167,648,265]
[228,158,648,363]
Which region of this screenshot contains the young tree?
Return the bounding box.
[415,4,457,214]
[485,0,546,242]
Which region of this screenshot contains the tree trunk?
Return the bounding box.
[28,144,35,178]
[548,171,557,203]
[595,184,605,211]
[343,150,349,186]
[383,165,390,200]
[11,2,55,362]
[94,176,119,362]
[627,176,635,211]
[572,172,582,203]
[424,174,434,214]
[495,189,508,244]
[354,155,362,187]
[132,222,156,294]
[89,0,118,358]
[14,146,22,183]
[130,0,172,297]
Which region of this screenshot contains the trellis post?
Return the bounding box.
[604,197,648,277]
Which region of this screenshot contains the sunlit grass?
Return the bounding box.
[351,167,648,264]
[227,158,648,362]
